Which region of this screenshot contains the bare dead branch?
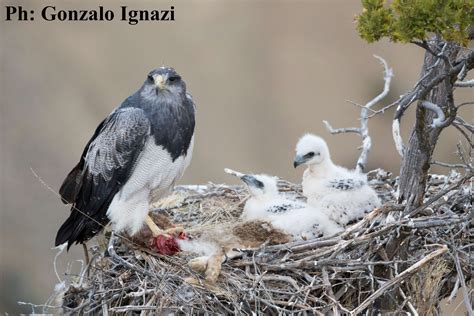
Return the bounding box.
[452,124,473,146]
[431,161,471,170]
[456,143,473,171]
[369,99,399,118]
[454,116,474,134]
[454,78,474,87]
[323,120,360,134]
[324,55,393,172]
[393,50,474,130]
[392,119,404,156]
[420,101,448,128]
[366,55,394,109]
[456,102,474,109]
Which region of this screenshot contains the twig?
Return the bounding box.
[324,55,393,171]
[431,161,471,170]
[447,276,460,303]
[399,288,419,316]
[107,233,156,279]
[454,116,474,133]
[454,79,474,87]
[405,175,470,217]
[323,121,360,135]
[349,246,448,315]
[451,251,474,315]
[109,305,160,312]
[456,102,474,109]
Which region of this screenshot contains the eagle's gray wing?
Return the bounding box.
[326,178,366,191]
[56,107,150,248]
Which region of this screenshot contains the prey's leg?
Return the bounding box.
[145,214,166,237]
[188,256,209,273]
[205,253,225,283]
[165,225,185,235]
[145,214,185,236]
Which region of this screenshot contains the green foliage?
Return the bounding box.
[356,0,474,45]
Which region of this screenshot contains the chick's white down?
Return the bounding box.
[179,170,343,259]
[178,169,346,283]
[239,172,343,239]
[295,134,381,226]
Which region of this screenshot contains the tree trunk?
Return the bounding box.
[398,41,459,207]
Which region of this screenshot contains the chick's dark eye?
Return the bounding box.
[168,76,180,83]
[147,75,154,82]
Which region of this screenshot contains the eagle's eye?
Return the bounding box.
[168,75,181,83]
[304,152,315,159]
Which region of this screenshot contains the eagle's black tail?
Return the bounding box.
[56,155,115,250]
[55,206,110,250]
[55,172,119,250]
[55,212,82,250]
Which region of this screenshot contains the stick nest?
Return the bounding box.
[46,170,472,315]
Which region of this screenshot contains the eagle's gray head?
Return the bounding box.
[294,134,330,168]
[140,67,186,101]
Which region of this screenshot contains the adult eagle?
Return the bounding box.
[55,67,196,250]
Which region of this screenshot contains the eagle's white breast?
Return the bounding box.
[107,136,194,234]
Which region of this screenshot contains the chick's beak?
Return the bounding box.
[154,74,167,89]
[241,175,264,189]
[293,155,306,168]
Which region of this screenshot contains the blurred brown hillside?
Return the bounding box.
[0,0,471,313]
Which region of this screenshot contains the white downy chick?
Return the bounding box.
[294,134,381,226]
[179,168,344,283]
[226,168,343,239]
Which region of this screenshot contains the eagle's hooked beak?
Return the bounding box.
[154,74,167,90]
[293,155,307,168]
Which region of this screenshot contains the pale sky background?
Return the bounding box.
[1,0,471,313]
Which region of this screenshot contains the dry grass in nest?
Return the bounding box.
[32,170,472,315]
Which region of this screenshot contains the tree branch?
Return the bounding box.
[323,121,360,134]
[324,55,393,172]
[392,119,404,157]
[453,116,474,133]
[454,78,474,87]
[387,47,474,163]
[393,50,474,121]
[431,160,471,170]
[366,55,394,109]
[420,101,448,128]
